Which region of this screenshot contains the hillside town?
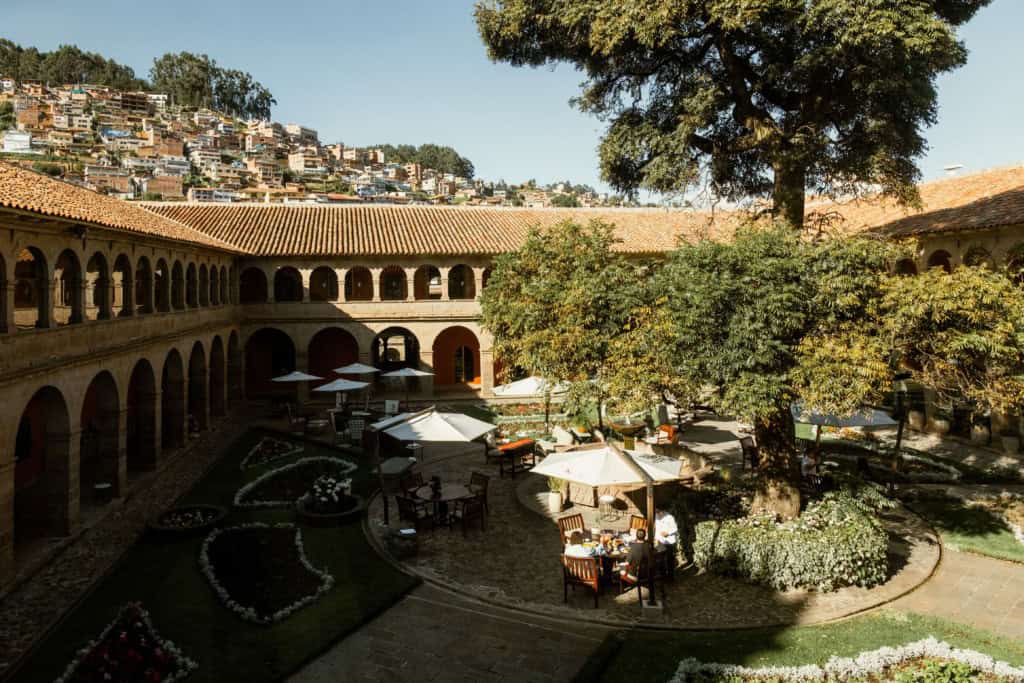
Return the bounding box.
[0,77,626,207]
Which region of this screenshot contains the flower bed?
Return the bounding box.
[295,474,362,526]
[692,488,892,592]
[148,504,227,536]
[233,456,357,509]
[199,523,334,624]
[239,436,304,470]
[668,637,1024,682]
[55,602,198,683]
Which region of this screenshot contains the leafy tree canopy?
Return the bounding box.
[150,52,275,120]
[0,40,146,90]
[476,0,990,228]
[373,143,475,179]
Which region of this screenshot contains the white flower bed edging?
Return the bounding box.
[239,435,304,470]
[667,637,1024,682]
[55,602,198,683]
[198,522,335,625]
[900,453,962,483]
[233,456,357,508]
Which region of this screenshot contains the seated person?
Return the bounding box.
[564,530,593,558]
[801,447,820,478]
[619,528,652,580]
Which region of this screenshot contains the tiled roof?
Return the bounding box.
[810,165,1024,237]
[0,162,240,252]
[142,203,737,256]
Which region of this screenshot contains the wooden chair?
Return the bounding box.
[449,495,486,536]
[399,472,424,497]
[468,471,490,513]
[396,495,435,533]
[557,512,585,541]
[739,436,759,470]
[629,515,649,534]
[618,552,666,605]
[562,555,601,608]
[285,403,307,435]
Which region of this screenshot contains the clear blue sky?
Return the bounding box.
[4,0,1022,193]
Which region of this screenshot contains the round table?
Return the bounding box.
[414,483,474,524]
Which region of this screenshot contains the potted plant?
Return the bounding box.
[1000,428,1020,455]
[547,477,564,514]
[929,407,952,435]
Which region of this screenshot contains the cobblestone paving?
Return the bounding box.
[0,415,247,673]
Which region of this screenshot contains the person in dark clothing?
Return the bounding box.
[621,528,652,580]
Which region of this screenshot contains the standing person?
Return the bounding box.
[654,507,678,578]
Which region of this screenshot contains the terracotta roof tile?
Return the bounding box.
[0,162,240,252]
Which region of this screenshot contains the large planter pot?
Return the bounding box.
[148,504,227,537]
[547,491,563,514]
[971,424,990,445]
[907,410,926,431]
[1001,435,1020,454]
[929,418,951,435]
[295,494,364,527]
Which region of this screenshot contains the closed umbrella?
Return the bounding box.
[381,367,434,407]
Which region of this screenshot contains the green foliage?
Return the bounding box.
[692,489,891,592]
[31,162,63,177]
[0,39,146,90]
[549,193,580,207]
[150,52,275,120]
[373,143,475,179]
[475,0,991,226]
[892,659,978,683]
[0,100,15,130]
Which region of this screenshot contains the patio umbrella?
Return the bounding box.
[493,376,568,428]
[333,363,381,409]
[270,370,323,408]
[381,367,434,406]
[372,407,497,443]
[313,378,370,407]
[791,402,897,446]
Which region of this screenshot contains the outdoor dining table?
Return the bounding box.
[414,482,474,523]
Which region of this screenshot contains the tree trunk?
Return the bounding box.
[751,405,801,518]
[772,159,806,231]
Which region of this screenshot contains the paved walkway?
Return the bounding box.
[289,583,610,683]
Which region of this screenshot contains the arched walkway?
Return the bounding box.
[227,331,243,400]
[432,326,481,385]
[86,252,111,321]
[894,258,917,276]
[135,257,154,315]
[245,328,297,399]
[171,261,185,310]
[112,254,132,318]
[79,371,120,503]
[926,250,953,273]
[380,265,407,301]
[209,336,226,417]
[963,246,993,269]
[310,266,338,302]
[345,267,373,301]
[199,265,210,307]
[188,341,208,430]
[15,386,71,550]
[372,327,420,372]
[161,350,186,450]
[414,265,441,300]
[186,263,198,308]
[308,328,359,387]
[54,249,83,326]
[239,267,268,304]
[126,359,157,473]
[14,247,49,329]
[448,264,476,300]
[154,259,171,313]
[274,267,303,302]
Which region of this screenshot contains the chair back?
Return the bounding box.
[469,471,489,491]
[562,555,599,585]
[400,472,424,493]
[557,512,585,539]
[396,496,418,522]
[740,436,759,467]
[461,495,485,518]
[629,515,649,532]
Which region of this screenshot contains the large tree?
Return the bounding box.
[476,1,990,229]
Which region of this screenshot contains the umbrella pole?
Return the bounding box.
[646,482,657,606]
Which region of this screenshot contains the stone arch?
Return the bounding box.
[15,386,71,549]
[274,266,303,302]
[380,265,407,301]
[308,327,359,387]
[245,328,297,399]
[344,266,373,301]
[894,258,918,276]
[448,264,476,300]
[926,250,952,273]
[186,263,198,308]
[482,267,493,289]
[1006,243,1024,285]
[171,260,185,310]
[154,258,171,313]
[135,256,154,314]
[962,245,994,269]
[210,266,220,306]
[219,266,229,305]
[309,266,338,302]
[209,335,226,417]
[239,267,268,304]
[432,325,481,385]
[414,265,441,300]
[112,253,132,317]
[188,340,208,430]
[227,331,243,400]
[79,371,120,503]
[161,349,185,450]
[54,249,83,326]
[14,247,49,329]
[198,264,210,307]
[372,326,421,372]
[85,252,111,321]
[126,359,157,473]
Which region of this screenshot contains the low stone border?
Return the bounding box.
[296,494,365,527]
[147,504,228,537]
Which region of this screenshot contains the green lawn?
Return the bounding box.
[16,429,418,683]
[911,498,1024,564]
[576,611,1024,682]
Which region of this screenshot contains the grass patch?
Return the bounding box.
[16,430,418,683]
[581,611,1024,682]
[911,498,1024,564]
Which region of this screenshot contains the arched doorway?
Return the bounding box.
[14,247,49,329]
[432,326,481,385]
[15,386,71,549]
[161,350,185,450]
[963,246,993,269]
[894,258,918,276]
[447,264,476,300]
[112,254,132,317]
[380,265,407,300]
[309,267,338,302]
[188,341,208,430]
[79,371,120,505]
[345,267,373,301]
[198,265,210,307]
[245,328,297,399]
[126,359,157,473]
[414,265,441,300]
[239,267,268,303]
[209,336,226,417]
[135,257,154,315]
[308,328,359,387]
[227,331,243,401]
[926,250,952,273]
[171,261,185,310]
[274,267,303,302]
[210,267,220,306]
[154,259,170,313]
[482,267,493,289]
[54,249,83,326]
[372,327,420,372]
[86,252,111,321]
[186,263,198,308]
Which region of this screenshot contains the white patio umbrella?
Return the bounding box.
[313,377,370,407]
[381,367,434,406]
[270,370,323,407]
[531,445,683,487]
[791,402,898,447]
[333,363,381,410]
[492,376,568,397]
[373,407,497,443]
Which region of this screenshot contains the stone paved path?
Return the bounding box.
[289,583,610,683]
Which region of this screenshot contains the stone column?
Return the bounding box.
[41,274,57,328]
[335,268,347,302]
[0,459,14,588]
[405,268,416,302]
[265,267,276,304]
[300,268,312,303]
[1,281,14,333]
[71,276,86,324]
[148,390,163,466]
[439,266,451,302]
[473,267,486,300]
[480,349,495,396]
[102,407,127,498]
[370,268,382,302]
[295,351,311,403]
[50,428,80,537]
